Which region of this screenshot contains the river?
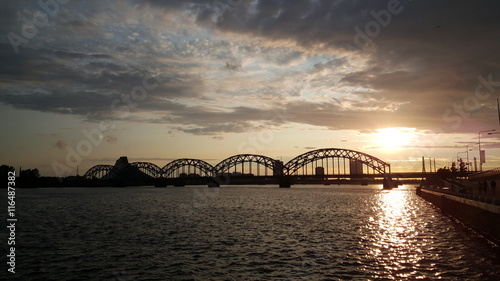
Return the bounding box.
[4,185,500,280]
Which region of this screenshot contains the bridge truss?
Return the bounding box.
[83,165,116,180]
[162,159,215,178]
[285,148,391,176]
[83,148,391,181]
[131,162,163,178]
[213,154,279,176]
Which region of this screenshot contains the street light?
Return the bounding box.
[478,129,496,171]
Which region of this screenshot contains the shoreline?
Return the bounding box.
[417,187,500,247]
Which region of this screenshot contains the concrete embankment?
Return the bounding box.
[417,188,500,245]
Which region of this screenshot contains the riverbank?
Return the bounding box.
[417,187,500,246]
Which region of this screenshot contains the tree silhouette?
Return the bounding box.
[437,167,452,180]
[20,168,40,179]
[1,165,15,189]
[18,168,41,187]
[0,165,15,173]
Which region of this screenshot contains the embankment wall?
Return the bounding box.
[417,188,500,245]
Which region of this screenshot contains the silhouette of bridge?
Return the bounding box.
[83,148,404,187]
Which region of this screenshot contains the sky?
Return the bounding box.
[1,0,500,176]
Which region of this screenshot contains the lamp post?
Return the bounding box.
[467,145,470,166]
[478,129,496,171]
[465,145,469,170]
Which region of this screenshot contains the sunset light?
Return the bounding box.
[373,128,415,151]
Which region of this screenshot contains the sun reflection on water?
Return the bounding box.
[362,188,429,279]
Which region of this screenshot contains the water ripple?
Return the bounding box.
[7,185,500,280]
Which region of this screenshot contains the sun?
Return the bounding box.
[373,127,415,150]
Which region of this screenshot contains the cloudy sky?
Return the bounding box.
[1,0,500,176]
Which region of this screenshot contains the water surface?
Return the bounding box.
[5,185,500,280]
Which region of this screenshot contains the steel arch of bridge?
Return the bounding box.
[214,154,278,176]
[284,148,390,176]
[83,165,116,180]
[162,159,215,178]
[131,162,162,178]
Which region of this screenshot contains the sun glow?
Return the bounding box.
[373,127,415,150]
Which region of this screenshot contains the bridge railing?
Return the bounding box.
[468,168,500,181]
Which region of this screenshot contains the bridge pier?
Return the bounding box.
[279,176,291,188]
[154,178,186,187]
[154,178,167,187]
[207,178,220,188]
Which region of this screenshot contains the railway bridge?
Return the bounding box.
[84,148,395,187]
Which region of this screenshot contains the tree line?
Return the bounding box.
[2,165,43,188]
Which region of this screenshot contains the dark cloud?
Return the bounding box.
[225,58,242,71]
[105,135,118,144]
[167,0,500,132]
[0,39,208,121]
[55,140,68,149]
[1,0,499,136]
[177,122,250,135]
[303,146,317,150]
